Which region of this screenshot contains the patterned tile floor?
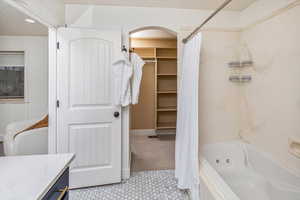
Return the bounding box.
[70,170,189,200]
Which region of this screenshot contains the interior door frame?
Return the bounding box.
[48,27,58,154]
[48,27,131,180]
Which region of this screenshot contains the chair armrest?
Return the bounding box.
[6,119,39,136]
[9,127,48,156]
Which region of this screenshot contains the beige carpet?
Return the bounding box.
[130,134,175,172]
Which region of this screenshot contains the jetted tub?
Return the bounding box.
[198,141,300,200]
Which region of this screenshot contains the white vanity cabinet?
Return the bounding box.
[0,153,74,200]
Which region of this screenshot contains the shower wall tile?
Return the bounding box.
[240,5,300,175]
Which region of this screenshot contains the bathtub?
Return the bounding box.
[197,141,300,200]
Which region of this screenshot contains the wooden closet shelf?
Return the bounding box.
[157,90,177,94]
[157,57,177,59]
[156,122,177,130]
[156,47,177,49]
[131,47,155,49]
[157,107,177,112]
[141,56,156,59]
[156,127,176,130]
[157,74,177,76]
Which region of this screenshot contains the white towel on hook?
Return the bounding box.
[112,52,133,106]
[131,53,145,105]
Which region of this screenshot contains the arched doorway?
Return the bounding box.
[129,26,178,172]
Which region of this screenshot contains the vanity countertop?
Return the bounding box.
[0,153,75,200]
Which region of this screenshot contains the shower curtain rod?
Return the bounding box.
[182,0,233,43]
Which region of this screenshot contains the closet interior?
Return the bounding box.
[130,30,178,134]
[129,29,177,172]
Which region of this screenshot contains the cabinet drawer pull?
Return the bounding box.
[57,186,68,200]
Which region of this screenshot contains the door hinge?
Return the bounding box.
[56,100,60,108]
[56,42,60,50]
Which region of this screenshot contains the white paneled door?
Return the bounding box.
[57,28,122,188]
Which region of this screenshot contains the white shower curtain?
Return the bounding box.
[175,33,202,200]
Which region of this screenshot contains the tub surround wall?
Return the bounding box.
[199,31,241,145]
[239,2,300,174]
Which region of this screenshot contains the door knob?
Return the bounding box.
[114,111,120,118]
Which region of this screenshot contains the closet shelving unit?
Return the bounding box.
[132,41,177,133]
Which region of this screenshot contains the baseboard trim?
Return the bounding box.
[130,129,155,135]
[122,168,130,180]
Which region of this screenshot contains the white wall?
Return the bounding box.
[239,1,300,174]
[0,36,48,135]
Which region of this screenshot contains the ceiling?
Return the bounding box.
[0,0,257,36]
[0,1,48,36]
[64,0,257,11]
